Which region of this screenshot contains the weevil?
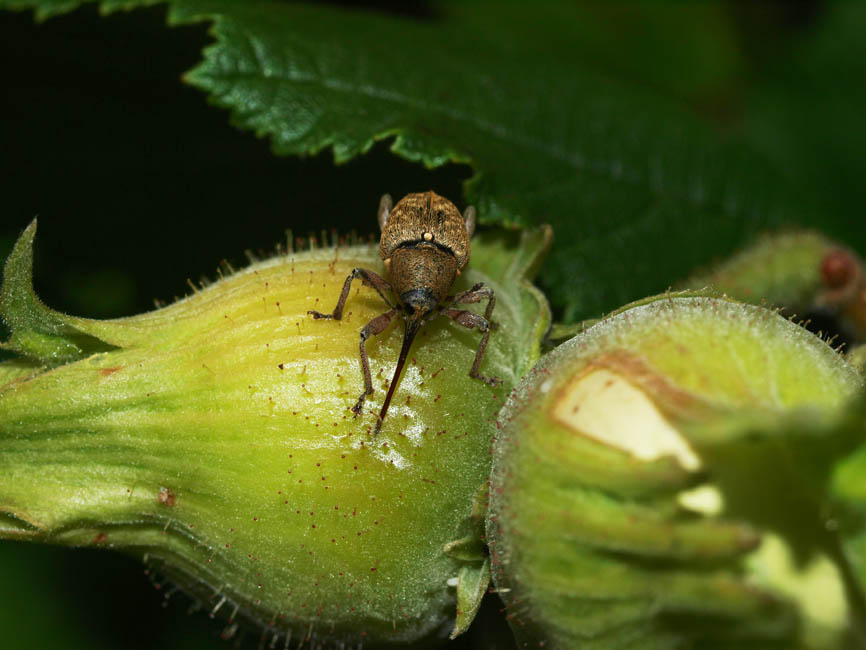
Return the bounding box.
[308,191,499,434]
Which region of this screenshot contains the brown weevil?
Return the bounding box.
[308,191,499,434]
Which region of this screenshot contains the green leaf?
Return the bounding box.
[443,535,486,564]
[0,221,117,364]
[3,0,806,322]
[469,225,552,287]
[741,3,866,247]
[450,559,490,640]
[181,1,805,321]
[0,0,160,19]
[444,482,490,563]
[472,227,552,375]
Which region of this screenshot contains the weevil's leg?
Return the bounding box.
[353,308,399,417]
[378,194,393,231]
[355,269,396,309]
[442,287,500,387]
[444,282,487,308]
[308,268,395,320]
[439,282,500,386]
[462,205,476,238]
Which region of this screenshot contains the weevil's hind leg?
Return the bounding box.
[308,268,395,321]
[441,284,500,387]
[353,308,399,417]
[378,194,393,231]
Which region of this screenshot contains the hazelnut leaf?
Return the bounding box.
[1,0,808,323]
[449,558,490,640]
[0,221,118,365]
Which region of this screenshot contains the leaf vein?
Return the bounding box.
[204,67,753,220]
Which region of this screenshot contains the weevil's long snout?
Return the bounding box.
[374,313,423,436]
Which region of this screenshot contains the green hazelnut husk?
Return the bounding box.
[0,222,550,646]
[678,230,833,309]
[679,230,866,343]
[488,293,865,649]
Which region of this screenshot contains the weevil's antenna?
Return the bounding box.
[374,312,422,436]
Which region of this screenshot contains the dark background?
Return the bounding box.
[0,4,471,321]
[0,2,847,649]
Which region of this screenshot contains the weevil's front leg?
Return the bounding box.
[353,309,399,417]
[441,285,500,387]
[444,283,497,315]
[308,268,395,320]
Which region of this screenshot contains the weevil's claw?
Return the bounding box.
[351,393,368,418]
[488,320,500,331]
[472,373,502,388]
[372,416,384,437]
[308,310,333,319]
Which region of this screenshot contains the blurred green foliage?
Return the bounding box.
[1,2,865,649]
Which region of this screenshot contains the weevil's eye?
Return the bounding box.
[423,232,433,242]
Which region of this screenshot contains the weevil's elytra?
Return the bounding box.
[308,191,497,435]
